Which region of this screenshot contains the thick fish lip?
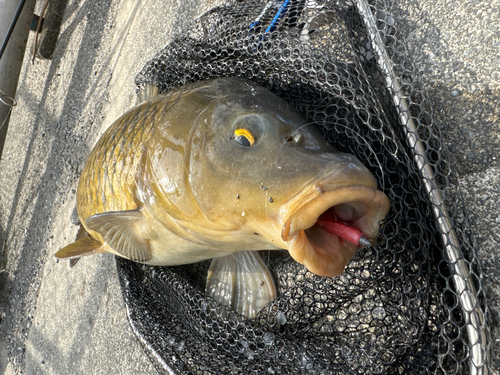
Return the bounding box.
[281,185,390,277]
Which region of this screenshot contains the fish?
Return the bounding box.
[56,78,390,318]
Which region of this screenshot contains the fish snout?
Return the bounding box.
[281,172,390,277]
[317,156,379,192]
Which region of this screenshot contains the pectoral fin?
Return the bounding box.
[206,251,277,319]
[55,236,105,259]
[85,209,152,262]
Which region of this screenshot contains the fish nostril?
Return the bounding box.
[293,133,303,144]
[284,133,303,144]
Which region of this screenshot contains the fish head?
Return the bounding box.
[153,79,390,276]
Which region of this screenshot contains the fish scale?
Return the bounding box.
[77,98,163,235]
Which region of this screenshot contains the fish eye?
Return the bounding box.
[234,128,255,147]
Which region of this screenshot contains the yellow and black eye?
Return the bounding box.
[233,128,255,147]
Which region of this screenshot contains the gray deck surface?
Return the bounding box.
[0,0,498,373]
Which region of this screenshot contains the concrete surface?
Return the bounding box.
[0,0,498,374]
[0,0,37,160]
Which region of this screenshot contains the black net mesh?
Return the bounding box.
[115,0,491,373]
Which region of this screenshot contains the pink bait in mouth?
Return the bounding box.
[316,219,370,246]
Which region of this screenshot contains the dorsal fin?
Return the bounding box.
[85,209,152,262]
[55,236,105,259]
[137,84,160,103]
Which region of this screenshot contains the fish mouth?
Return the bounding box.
[281,185,390,277]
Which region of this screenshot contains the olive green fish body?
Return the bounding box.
[78,100,158,223]
[57,78,390,278]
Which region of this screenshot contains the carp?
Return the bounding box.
[56,78,390,317]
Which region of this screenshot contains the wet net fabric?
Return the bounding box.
[116,0,491,373]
